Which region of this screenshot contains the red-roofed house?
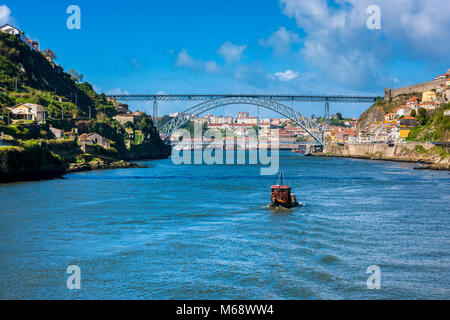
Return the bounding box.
[79,133,110,152]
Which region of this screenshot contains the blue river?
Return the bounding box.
[0,152,449,299]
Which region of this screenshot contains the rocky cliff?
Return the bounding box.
[312,143,450,170]
[357,96,416,131]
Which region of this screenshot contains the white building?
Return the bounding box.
[9,103,46,123]
[191,117,206,124]
[236,117,258,125]
[397,107,412,117]
[209,116,233,124]
[0,24,39,52]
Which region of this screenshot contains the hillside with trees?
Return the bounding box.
[0,30,170,182]
[0,31,117,119]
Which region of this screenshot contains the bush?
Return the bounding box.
[413,145,426,154]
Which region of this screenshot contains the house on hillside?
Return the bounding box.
[9,103,46,123]
[397,106,413,117]
[79,133,111,153]
[400,117,419,127]
[114,113,138,125]
[49,126,65,139]
[433,70,450,82]
[79,133,110,148]
[422,90,437,102]
[113,112,146,125]
[0,24,39,52]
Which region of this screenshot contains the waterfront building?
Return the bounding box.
[236,117,258,125]
[237,112,249,119]
[209,116,233,124]
[399,128,411,139]
[191,117,207,124]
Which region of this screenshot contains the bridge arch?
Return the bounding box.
[158,97,324,146]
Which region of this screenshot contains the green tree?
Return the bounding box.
[124,121,134,129]
[418,107,428,125]
[137,117,154,136]
[410,109,416,117]
[67,69,84,83]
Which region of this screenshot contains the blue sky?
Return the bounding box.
[1,0,449,118]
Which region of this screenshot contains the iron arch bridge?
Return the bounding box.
[158,96,325,145]
[107,94,380,147]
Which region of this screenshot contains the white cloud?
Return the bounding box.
[175,49,197,68]
[175,49,220,73]
[272,70,299,81]
[0,5,16,26]
[279,0,450,89]
[204,61,220,73]
[217,41,247,64]
[259,27,301,55]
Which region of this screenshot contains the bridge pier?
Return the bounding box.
[324,98,330,130]
[153,99,158,129]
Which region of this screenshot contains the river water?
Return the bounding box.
[0,152,449,299]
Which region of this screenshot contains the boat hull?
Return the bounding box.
[270,194,299,209]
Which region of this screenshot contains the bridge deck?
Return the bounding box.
[108,94,380,103]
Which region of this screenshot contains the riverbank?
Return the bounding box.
[0,141,165,183]
[66,159,141,173]
[311,143,450,170]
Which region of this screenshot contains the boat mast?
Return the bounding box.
[280,170,283,186]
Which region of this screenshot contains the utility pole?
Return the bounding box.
[14,78,18,91]
[71,92,78,106]
[88,106,91,119]
[62,106,64,120]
